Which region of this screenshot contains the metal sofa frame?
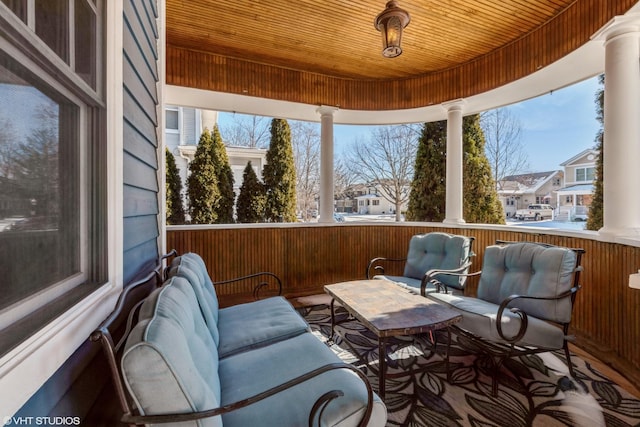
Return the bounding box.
[90,251,374,426]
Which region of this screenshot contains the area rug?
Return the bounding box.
[298,303,640,427]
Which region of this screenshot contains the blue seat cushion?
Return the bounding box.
[217,296,310,358]
[219,333,387,427]
[429,292,566,349]
[169,253,311,357]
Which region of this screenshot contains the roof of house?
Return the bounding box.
[501,171,559,182]
[498,170,562,195]
[556,184,594,194]
[560,148,599,166]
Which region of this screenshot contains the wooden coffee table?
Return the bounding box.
[324,279,462,400]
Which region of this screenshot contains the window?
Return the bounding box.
[0,0,105,354]
[566,195,574,204]
[576,167,595,182]
[35,0,70,62]
[1,0,27,22]
[506,198,515,206]
[553,177,561,186]
[74,0,97,88]
[166,108,179,132]
[372,200,380,206]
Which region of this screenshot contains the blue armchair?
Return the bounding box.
[366,232,475,296]
[429,241,585,395]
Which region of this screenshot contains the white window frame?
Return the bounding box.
[0,1,124,416]
[575,166,595,182]
[165,106,180,133]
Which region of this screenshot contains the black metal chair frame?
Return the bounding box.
[162,250,284,300]
[91,251,374,426]
[366,235,476,296]
[429,240,585,396]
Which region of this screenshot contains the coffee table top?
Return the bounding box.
[325,279,462,338]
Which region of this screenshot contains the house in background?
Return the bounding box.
[556,148,598,221]
[165,106,218,190]
[165,106,267,208]
[226,146,268,195]
[334,183,369,214]
[352,182,409,215]
[497,171,564,217]
[336,183,391,215]
[355,194,384,215]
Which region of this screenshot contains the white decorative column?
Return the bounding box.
[317,106,338,223]
[443,100,466,224]
[594,15,640,237]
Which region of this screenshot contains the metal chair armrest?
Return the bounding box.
[495,286,581,343]
[213,272,283,299]
[121,362,374,427]
[161,249,178,281]
[366,257,407,279]
[421,266,481,296]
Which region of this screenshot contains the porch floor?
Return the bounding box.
[293,294,640,426]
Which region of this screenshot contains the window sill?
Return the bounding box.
[0,282,120,416]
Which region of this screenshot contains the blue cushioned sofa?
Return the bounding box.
[167,253,311,358]
[95,252,387,426]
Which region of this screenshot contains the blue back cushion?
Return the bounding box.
[403,232,472,289]
[169,253,220,345]
[122,277,222,426]
[477,243,578,323]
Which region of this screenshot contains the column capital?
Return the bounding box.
[316,105,339,116]
[441,98,466,113]
[592,14,640,43]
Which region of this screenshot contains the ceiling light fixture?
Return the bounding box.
[374,1,411,58]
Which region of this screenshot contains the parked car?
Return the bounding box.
[514,204,554,221]
[333,213,345,222]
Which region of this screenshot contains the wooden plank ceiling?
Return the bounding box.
[165,0,637,110]
[167,0,575,79]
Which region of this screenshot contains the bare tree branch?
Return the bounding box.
[218,113,271,148]
[480,108,529,189]
[347,125,419,221]
[334,158,358,199]
[0,119,18,178]
[290,121,320,221]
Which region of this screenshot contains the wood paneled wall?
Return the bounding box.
[167,224,640,386]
